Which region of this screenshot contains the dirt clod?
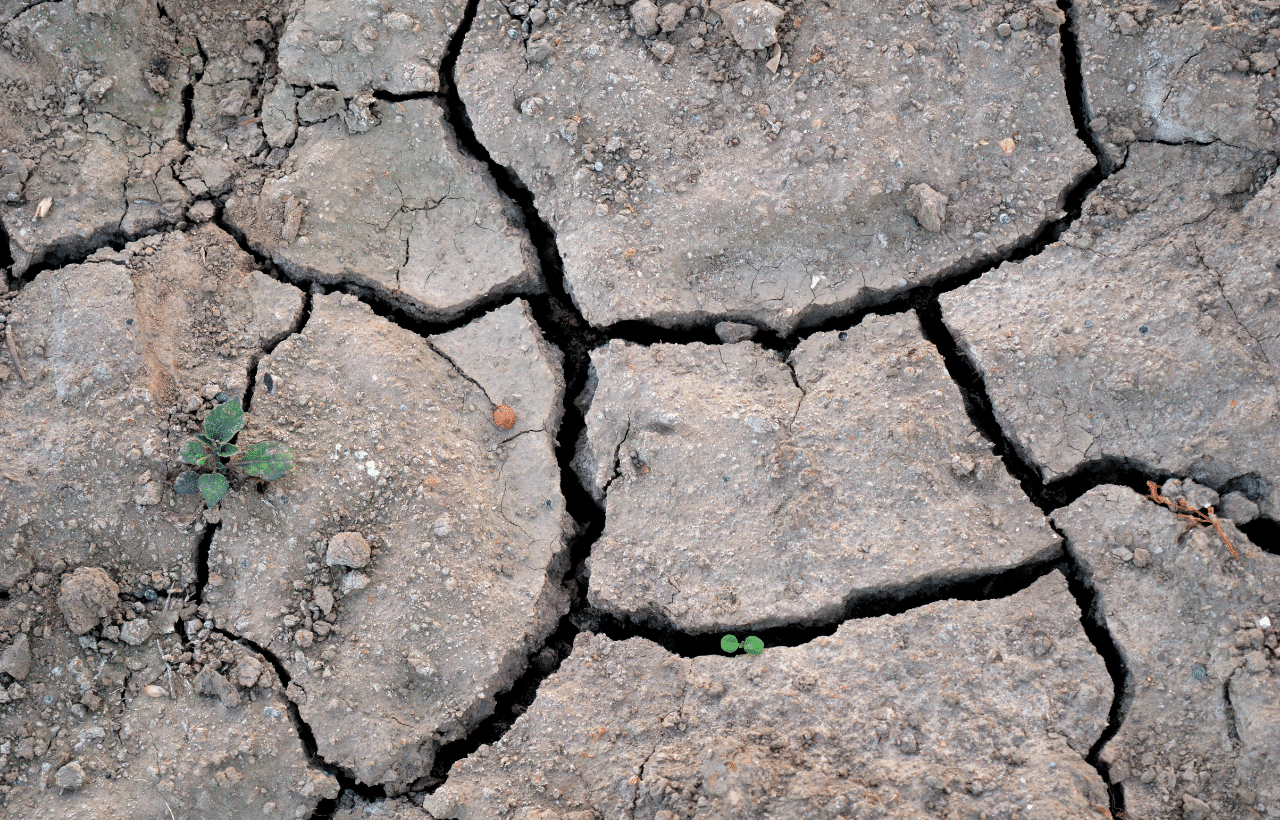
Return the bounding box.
[57,567,119,635]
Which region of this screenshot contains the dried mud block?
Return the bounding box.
[458,0,1094,332]
[278,0,467,96]
[429,299,566,439]
[9,639,336,820]
[57,567,120,635]
[0,0,188,273]
[1074,0,1279,166]
[0,226,303,592]
[207,293,570,789]
[1054,486,1280,820]
[941,143,1280,515]
[164,0,282,159]
[426,572,1112,819]
[573,312,1059,632]
[225,98,542,321]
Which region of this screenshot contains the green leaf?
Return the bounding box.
[198,472,229,508]
[173,471,201,495]
[239,441,294,481]
[743,636,764,655]
[203,397,245,444]
[720,635,739,653]
[180,439,209,467]
[218,443,239,458]
[197,434,214,446]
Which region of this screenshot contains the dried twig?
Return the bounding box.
[1145,481,1238,560]
[156,639,177,700]
[122,775,176,820]
[5,323,27,383]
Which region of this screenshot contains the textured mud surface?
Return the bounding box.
[0,0,1277,818]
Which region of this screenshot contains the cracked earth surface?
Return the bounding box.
[0,0,1277,818]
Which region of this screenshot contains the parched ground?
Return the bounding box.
[0,0,1277,818]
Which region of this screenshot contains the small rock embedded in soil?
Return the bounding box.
[721,0,785,51]
[53,761,84,791]
[574,312,1059,631]
[118,617,152,646]
[1054,486,1280,819]
[0,633,31,681]
[425,573,1112,819]
[942,143,1280,516]
[713,320,757,343]
[906,182,949,233]
[57,567,119,635]
[326,531,372,569]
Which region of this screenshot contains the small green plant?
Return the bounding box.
[173,396,294,508]
[721,634,765,655]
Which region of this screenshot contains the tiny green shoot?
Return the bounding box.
[721,634,765,655]
[173,397,293,508]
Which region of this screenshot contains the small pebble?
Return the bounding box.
[326,531,371,568]
[55,762,85,791]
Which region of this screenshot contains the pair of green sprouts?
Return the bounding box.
[174,396,294,508]
[721,635,764,655]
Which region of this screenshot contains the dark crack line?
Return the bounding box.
[178,34,207,153]
[211,198,544,341]
[243,290,314,413]
[0,0,1248,815]
[406,0,1146,809]
[0,215,13,289]
[209,627,387,815]
[191,521,218,606]
[1058,526,1131,818]
[585,552,1066,657]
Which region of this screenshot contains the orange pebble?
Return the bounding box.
[493,404,516,429]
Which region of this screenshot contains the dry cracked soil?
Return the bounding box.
[0,0,1277,818]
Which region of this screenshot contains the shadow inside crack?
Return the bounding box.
[242,290,314,413]
[0,217,13,287]
[191,521,219,606]
[582,553,1066,657]
[1240,517,1280,557]
[202,628,388,816]
[1060,531,1131,820]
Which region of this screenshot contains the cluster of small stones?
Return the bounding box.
[0,0,1277,817]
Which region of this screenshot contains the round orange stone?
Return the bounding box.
[493,404,516,430]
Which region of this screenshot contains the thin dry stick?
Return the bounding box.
[122,775,176,820]
[1145,481,1239,560]
[5,323,27,383]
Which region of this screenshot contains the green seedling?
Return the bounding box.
[721,634,765,655]
[174,397,294,508]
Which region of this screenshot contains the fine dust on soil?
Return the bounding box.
[1,0,1278,818]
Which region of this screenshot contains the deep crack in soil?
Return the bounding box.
[208,628,389,817]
